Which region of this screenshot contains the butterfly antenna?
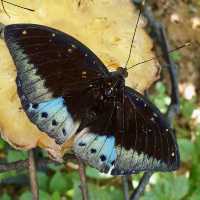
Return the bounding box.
[127,42,191,70]
[1,0,10,17]
[1,0,35,18]
[124,0,145,69]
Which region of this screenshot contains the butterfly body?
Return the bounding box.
[1,23,180,175]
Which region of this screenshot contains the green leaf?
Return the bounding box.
[66,188,74,198]
[72,179,82,200]
[51,191,61,200]
[142,174,189,200]
[19,190,50,200]
[0,139,6,149]
[170,51,182,62]
[86,166,113,179]
[155,82,166,94]
[164,96,171,105]
[49,171,72,193]
[180,98,196,118]
[196,127,200,138]
[174,124,189,137]
[89,185,123,200]
[142,190,162,200]
[0,193,12,200]
[153,97,168,113]
[39,190,50,200]
[19,191,32,200]
[72,181,123,200]
[37,172,49,190]
[47,163,64,171]
[7,150,28,162]
[150,82,170,113]
[188,189,200,200]
[178,138,195,162]
[0,171,17,181]
[172,176,189,199]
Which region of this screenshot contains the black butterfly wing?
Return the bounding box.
[74,85,180,175]
[3,24,110,144]
[112,87,179,175]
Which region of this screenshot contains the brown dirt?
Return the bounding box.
[150,0,200,98]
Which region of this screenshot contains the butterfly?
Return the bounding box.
[1,23,180,175]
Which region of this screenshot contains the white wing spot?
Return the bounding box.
[52,33,56,37]
[68,48,72,53]
[171,152,175,157]
[85,53,88,57]
[22,30,27,35]
[153,113,158,117]
[81,71,87,78]
[72,44,76,48]
[150,117,155,121]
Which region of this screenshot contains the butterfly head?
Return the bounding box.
[116,67,128,78]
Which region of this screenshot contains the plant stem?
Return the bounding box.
[28,150,39,200]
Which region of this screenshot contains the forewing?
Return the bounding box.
[3,24,109,144]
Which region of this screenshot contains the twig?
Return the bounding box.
[0,159,28,172]
[28,150,39,200]
[159,27,180,123]
[0,158,56,172]
[77,158,89,200]
[0,154,74,172]
[138,3,180,124]
[130,172,153,200]
[0,175,29,186]
[129,1,180,200]
[122,176,129,200]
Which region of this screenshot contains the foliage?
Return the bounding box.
[170,52,182,62]
[0,81,199,200]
